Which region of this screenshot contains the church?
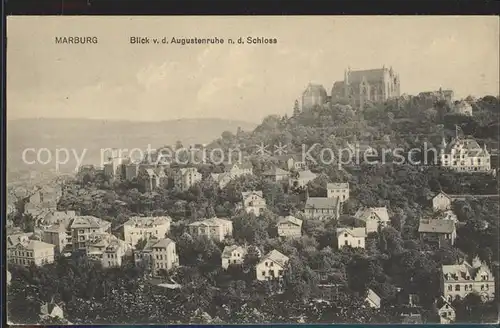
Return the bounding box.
[331,66,401,109]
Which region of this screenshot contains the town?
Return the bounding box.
[6,66,499,324]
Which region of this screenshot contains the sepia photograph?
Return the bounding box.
[5,16,500,324]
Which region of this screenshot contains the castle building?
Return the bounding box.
[439,136,491,172]
[302,83,328,112]
[331,66,400,109]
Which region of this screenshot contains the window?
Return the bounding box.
[481,285,485,291]
[344,233,348,238]
[465,285,468,291]
[486,284,489,290]
[278,270,283,276]
[358,240,361,245]
[265,262,268,267]
[270,262,274,267]
[455,285,460,291]
[447,285,452,291]
[261,271,266,276]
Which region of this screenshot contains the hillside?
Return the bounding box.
[7,118,257,176]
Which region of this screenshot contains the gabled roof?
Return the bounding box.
[354,207,390,223]
[302,83,327,98]
[14,240,55,251]
[347,68,389,83]
[327,182,349,189]
[337,227,366,238]
[366,288,381,305]
[442,258,493,281]
[242,190,264,200]
[278,215,303,227]
[296,170,317,180]
[152,238,175,249]
[418,219,455,234]
[262,167,290,176]
[222,245,246,258]
[260,249,289,267]
[433,191,452,201]
[305,197,340,210]
[436,296,454,311]
[7,232,34,247]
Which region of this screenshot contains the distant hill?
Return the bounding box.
[7,118,257,175]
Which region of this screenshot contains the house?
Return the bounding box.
[365,288,381,309]
[326,182,350,202]
[418,219,456,247]
[256,250,289,281]
[8,234,55,266]
[354,207,390,234]
[432,191,452,212]
[436,296,456,324]
[277,216,303,238]
[223,162,253,178]
[144,168,167,191]
[439,136,491,172]
[441,257,495,302]
[262,167,290,183]
[188,217,233,242]
[122,216,172,248]
[336,227,366,249]
[134,238,179,276]
[241,190,267,215]
[40,301,64,320]
[289,170,317,189]
[210,172,233,189]
[304,197,340,220]
[174,167,202,191]
[68,216,112,251]
[221,245,246,269]
[85,233,132,268]
[274,154,307,171]
[42,223,72,254]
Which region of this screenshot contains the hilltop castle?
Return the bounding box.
[301,66,401,111]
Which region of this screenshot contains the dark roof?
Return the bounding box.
[302,83,327,98]
[418,219,455,234]
[347,68,390,83]
[305,197,339,210]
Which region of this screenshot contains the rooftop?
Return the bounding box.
[354,207,390,223]
[327,182,349,189]
[418,219,455,234]
[124,216,172,228]
[305,197,340,210]
[260,249,289,267]
[222,245,246,258]
[278,215,303,227]
[337,227,366,238]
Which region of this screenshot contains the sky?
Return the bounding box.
[7,16,500,123]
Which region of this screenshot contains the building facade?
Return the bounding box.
[241,191,267,215]
[221,245,246,269]
[336,227,366,249]
[134,238,179,275]
[122,216,172,247]
[188,217,233,242]
[327,182,350,202]
[331,67,400,109]
[304,197,340,220]
[439,136,491,172]
[277,216,303,238]
[256,250,289,281]
[441,258,495,302]
[174,167,202,191]
[432,192,452,212]
[354,207,390,234]
[418,219,456,247]
[8,236,55,266]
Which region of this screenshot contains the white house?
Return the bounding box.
[436,296,456,324]
[188,217,233,242]
[336,227,366,249]
[432,191,452,212]
[122,216,172,248]
[277,216,303,238]
[354,207,390,234]
[241,191,267,215]
[221,245,246,269]
[256,249,289,281]
[327,182,350,202]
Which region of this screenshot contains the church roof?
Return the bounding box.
[347,68,390,83]
[302,83,327,98]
